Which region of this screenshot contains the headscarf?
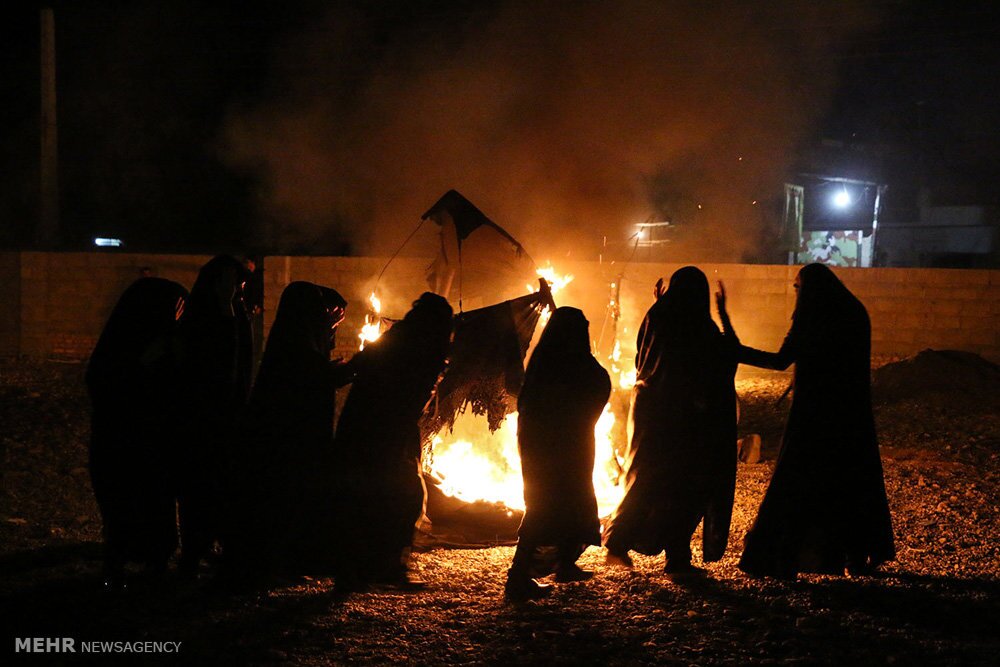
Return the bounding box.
[184,254,252,321]
[636,266,716,378]
[792,263,865,339]
[86,278,188,398]
[523,307,591,387]
[265,282,346,359]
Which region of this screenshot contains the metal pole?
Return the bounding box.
[38,7,59,247]
[870,185,887,267]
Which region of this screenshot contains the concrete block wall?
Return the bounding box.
[1,252,997,363]
[3,252,211,359]
[264,258,1000,363]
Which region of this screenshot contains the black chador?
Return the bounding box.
[173,255,253,576]
[224,282,351,579]
[334,293,453,590]
[603,267,738,573]
[86,277,188,586]
[732,263,894,578]
[506,307,611,601]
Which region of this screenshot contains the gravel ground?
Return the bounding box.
[1,357,998,666]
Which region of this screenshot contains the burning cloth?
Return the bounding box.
[420,282,555,443]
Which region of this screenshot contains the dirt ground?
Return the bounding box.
[1,356,998,666]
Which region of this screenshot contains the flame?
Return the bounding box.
[528,263,574,296]
[527,262,574,329]
[428,263,631,517]
[428,405,624,517]
[358,291,382,350]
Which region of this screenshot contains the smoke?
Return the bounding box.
[223,1,878,260]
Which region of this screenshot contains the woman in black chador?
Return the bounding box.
[174,254,253,577]
[223,282,352,581]
[87,277,188,588]
[334,292,453,590]
[505,307,611,601]
[603,266,739,574]
[728,263,894,579]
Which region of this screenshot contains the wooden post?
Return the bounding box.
[38,7,59,247]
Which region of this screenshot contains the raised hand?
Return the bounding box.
[715,280,727,313]
[654,278,666,299]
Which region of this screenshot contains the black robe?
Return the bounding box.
[86,277,187,569]
[603,267,738,564]
[334,293,452,582]
[224,282,350,577]
[173,255,253,570]
[737,264,895,577]
[516,307,611,554]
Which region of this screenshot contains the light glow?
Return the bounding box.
[832,189,851,209]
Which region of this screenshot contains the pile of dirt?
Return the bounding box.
[873,349,1000,405]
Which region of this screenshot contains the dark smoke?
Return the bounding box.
[224,1,879,260]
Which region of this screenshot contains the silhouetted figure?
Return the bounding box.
[174,255,253,577]
[334,293,453,591]
[505,307,611,602]
[731,263,895,578]
[223,282,351,581]
[603,267,739,574]
[86,278,188,588]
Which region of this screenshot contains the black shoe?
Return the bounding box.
[380,573,427,591]
[555,564,594,583]
[505,577,552,602]
[664,560,705,577]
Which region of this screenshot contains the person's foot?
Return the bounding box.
[504,576,552,602]
[555,564,594,583]
[604,549,634,569]
[663,560,706,577]
[334,573,369,595]
[385,573,427,591]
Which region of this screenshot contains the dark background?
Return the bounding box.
[2,0,999,254]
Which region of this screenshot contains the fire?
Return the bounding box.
[610,339,637,390]
[427,404,624,517]
[358,292,382,350]
[429,262,630,516]
[528,263,574,296]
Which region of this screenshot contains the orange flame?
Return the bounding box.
[428,262,627,516]
[428,405,624,516]
[358,292,382,350]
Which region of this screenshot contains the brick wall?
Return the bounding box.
[1,252,997,362]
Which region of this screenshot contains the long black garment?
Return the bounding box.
[736,263,895,578]
[512,307,610,575]
[86,278,188,575]
[224,282,350,578]
[603,267,738,566]
[334,293,453,584]
[174,255,253,574]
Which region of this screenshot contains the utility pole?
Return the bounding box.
[38,7,59,247]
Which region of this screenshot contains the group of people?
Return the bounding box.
[87,255,894,600]
[504,263,895,600]
[87,254,452,591]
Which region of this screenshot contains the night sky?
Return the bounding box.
[2,1,999,256]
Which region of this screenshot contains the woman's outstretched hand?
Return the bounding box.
[715,280,727,314]
[654,278,666,299]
